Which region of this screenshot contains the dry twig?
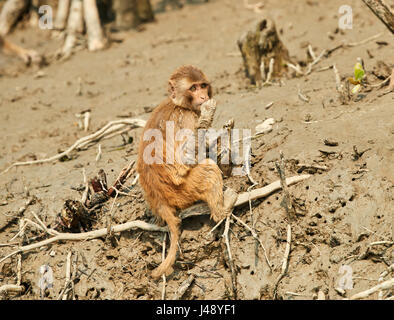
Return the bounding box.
[275,151,296,220]
[361,1,393,34]
[350,278,394,300]
[273,224,291,299]
[172,274,195,300]
[61,251,72,300]
[231,213,272,271]
[1,118,145,175]
[223,213,237,298]
[0,175,310,264]
[161,233,167,300]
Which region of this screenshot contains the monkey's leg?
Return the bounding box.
[151,205,180,279]
[185,159,235,223]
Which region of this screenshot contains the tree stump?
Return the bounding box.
[136,0,155,23]
[237,17,291,85]
[113,0,154,30]
[0,0,29,36]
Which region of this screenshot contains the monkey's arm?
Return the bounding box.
[185,99,217,166]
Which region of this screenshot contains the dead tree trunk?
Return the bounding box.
[238,17,291,85]
[113,0,154,30]
[0,0,29,35]
[362,0,394,34]
[62,0,84,57]
[54,0,71,31]
[136,0,155,23]
[83,0,107,51]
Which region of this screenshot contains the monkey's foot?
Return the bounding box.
[210,188,238,222]
[223,188,238,212]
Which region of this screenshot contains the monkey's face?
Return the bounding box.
[187,82,210,109]
[169,79,211,111]
[169,65,213,111]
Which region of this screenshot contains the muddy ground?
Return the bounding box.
[0,0,393,300]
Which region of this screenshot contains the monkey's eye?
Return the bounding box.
[189,85,196,92]
[201,83,207,89]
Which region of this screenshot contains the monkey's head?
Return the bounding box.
[168,65,212,112]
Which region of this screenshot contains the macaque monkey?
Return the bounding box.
[0,35,42,64]
[137,65,237,279]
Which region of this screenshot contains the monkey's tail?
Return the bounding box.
[151,208,180,279]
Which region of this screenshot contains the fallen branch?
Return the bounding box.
[223,212,237,299]
[0,175,310,264]
[346,32,383,47]
[107,161,136,197]
[273,224,291,299]
[275,151,296,220]
[62,251,72,300]
[1,118,146,175]
[172,274,195,300]
[286,62,304,76]
[389,68,394,91]
[95,144,102,162]
[0,284,25,298]
[298,86,310,103]
[81,168,89,205]
[161,233,167,300]
[361,0,394,34]
[333,64,348,104]
[305,49,327,75]
[0,196,35,232]
[16,254,21,285]
[180,174,311,219]
[231,213,272,272]
[287,48,326,76]
[0,220,167,264]
[368,75,391,88]
[350,278,394,300]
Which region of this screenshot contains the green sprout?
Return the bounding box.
[348,62,365,94]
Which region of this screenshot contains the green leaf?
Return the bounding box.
[354,63,365,81]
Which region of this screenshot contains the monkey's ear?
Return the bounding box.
[169,80,176,99]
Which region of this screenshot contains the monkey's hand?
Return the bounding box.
[197,99,217,129]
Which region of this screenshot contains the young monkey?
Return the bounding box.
[137,65,237,279]
[0,35,42,65]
